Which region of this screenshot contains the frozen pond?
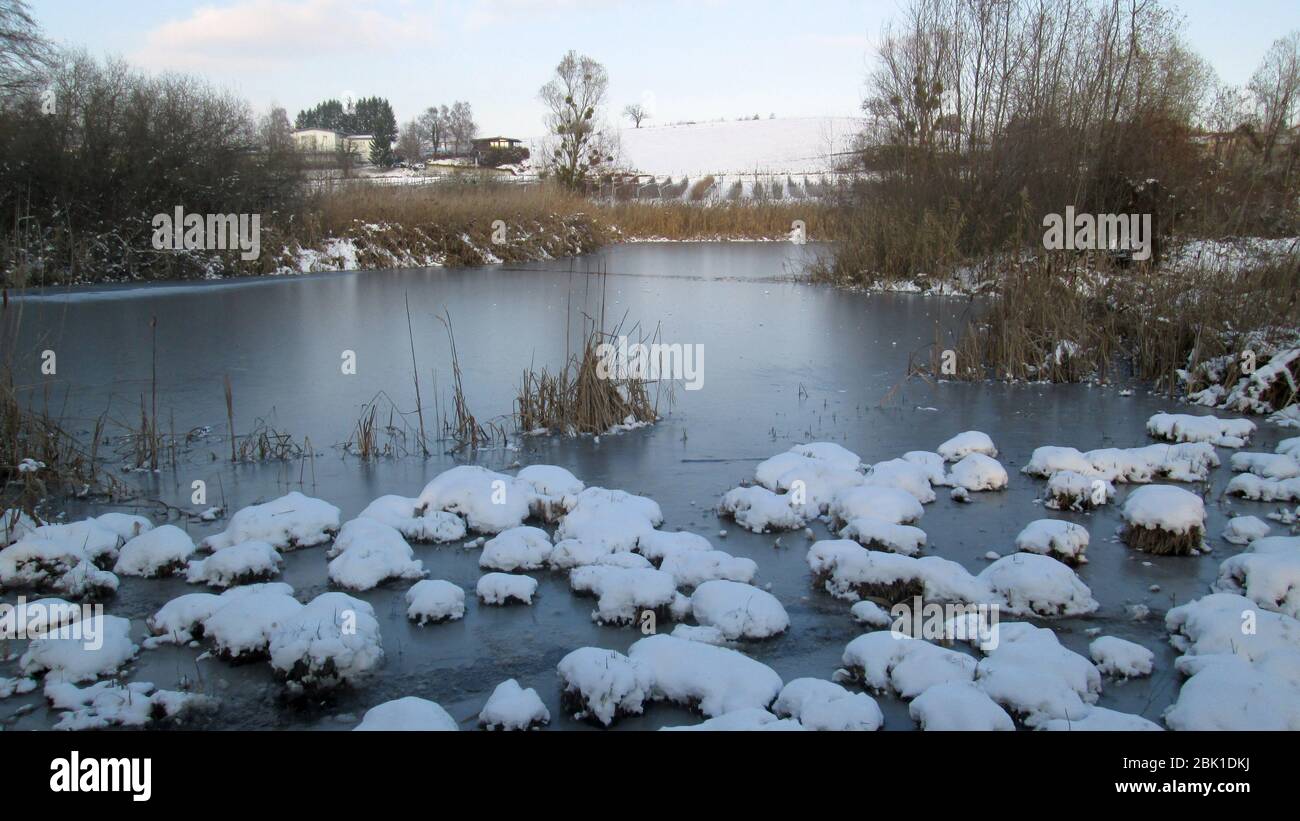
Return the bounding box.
[2,241,1289,730]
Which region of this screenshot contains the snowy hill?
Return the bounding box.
[530,116,865,178]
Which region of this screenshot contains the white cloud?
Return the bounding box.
[461,0,621,31]
[132,0,438,72]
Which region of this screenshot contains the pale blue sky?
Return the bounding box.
[25,0,1300,136]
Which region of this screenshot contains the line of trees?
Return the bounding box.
[833,0,1300,281]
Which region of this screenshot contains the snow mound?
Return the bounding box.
[1222,515,1270,545]
[45,679,215,730]
[114,525,196,578]
[718,485,806,533]
[850,600,893,627]
[1024,443,1219,483]
[689,580,789,639]
[772,677,882,731]
[974,625,1101,726]
[902,451,949,485]
[937,431,997,462]
[479,678,550,730]
[354,697,458,731]
[808,539,991,604]
[862,459,936,503]
[556,647,654,726]
[557,486,663,549]
[1231,451,1300,479]
[92,513,153,542]
[202,492,340,551]
[476,572,538,605]
[20,614,137,683]
[1045,470,1114,511]
[908,680,1015,730]
[1163,653,1300,730]
[829,485,924,526]
[628,634,783,717]
[547,538,617,570]
[1146,412,1254,447]
[841,632,977,698]
[185,540,282,587]
[569,565,677,624]
[33,519,125,564]
[947,453,1009,491]
[268,592,383,693]
[637,529,713,562]
[660,708,805,731]
[202,584,303,660]
[839,516,926,556]
[479,526,553,571]
[1225,473,1300,502]
[1213,537,1300,619]
[1014,519,1090,565]
[326,518,424,591]
[405,579,466,624]
[358,494,466,542]
[670,624,729,644]
[417,466,534,534]
[517,464,585,522]
[1089,636,1155,678]
[1122,483,1207,532]
[789,442,863,471]
[977,553,1098,617]
[0,537,116,599]
[1037,706,1162,731]
[659,548,756,588]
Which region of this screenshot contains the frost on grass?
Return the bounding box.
[1213,536,1300,619]
[1044,471,1114,511]
[417,466,534,534]
[569,565,676,624]
[1120,485,1207,556]
[479,526,553,572]
[946,453,1009,492]
[478,678,550,730]
[772,677,882,731]
[840,632,977,698]
[326,519,424,591]
[405,579,466,624]
[113,525,196,578]
[354,697,458,731]
[45,679,215,730]
[20,614,137,683]
[908,681,1014,731]
[1088,636,1155,678]
[1014,519,1090,565]
[688,580,789,640]
[829,485,924,527]
[658,548,756,588]
[1231,451,1300,479]
[556,647,654,727]
[839,516,927,556]
[358,494,466,543]
[718,485,806,533]
[1145,412,1254,448]
[516,464,585,522]
[185,540,282,587]
[202,492,340,552]
[268,592,383,694]
[937,431,997,462]
[556,487,663,549]
[660,708,804,731]
[1222,515,1270,545]
[628,634,783,718]
[476,572,538,605]
[973,625,1101,727]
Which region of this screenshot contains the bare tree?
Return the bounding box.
[447,100,477,154]
[540,50,611,188]
[623,103,648,127]
[1249,31,1300,163]
[0,0,49,97]
[396,119,424,163]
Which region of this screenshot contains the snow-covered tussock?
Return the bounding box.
[268,592,383,693]
[20,614,137,684]
[1225,473,1300,502]
[718,485,806,533]
[0,536,118,599]
[1120,485,1206,555]
[628,634,783,718]
[354,697,458,731]
[1045,470,1114,511]
[946,453,1009,492]
[202,492,340,551]
[862,459,936,503]
[557,487,663,549]
[908,681,1014,730]
[569,565,676,624]
[829,485,924,527]
[658,548,756,587]
[476,572,538,605]
[1014,519,1090,565]
[807,539,990,605]
[45,679,215,730]
[772,678,882,731]
[417,466,534,534]
[1222,515,1270,545]
[1146,412,1254,448]
[1213,536,1300,619]
[185,540,282,587]
[841,632,977,698]
[517,464,585,522]
[326,518,424,591]
[973,624,1102,726]
[479,678,550,730]
[556,647,654,727]
[937,431,997,462]
[479,526,553,571]
[1023,442,1220,483]
[838,516,927,556]
[688,580,788,639]
[1088,636,1155,678]
[405,579,465,624]
[1231,451,1300,479]
[358,494,466,542]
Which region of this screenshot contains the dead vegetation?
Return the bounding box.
[1120,523,1205,557]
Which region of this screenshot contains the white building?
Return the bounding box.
[291,129,377,161]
